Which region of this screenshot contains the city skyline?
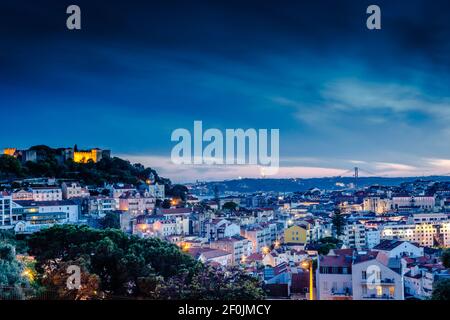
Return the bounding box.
[1,0,450,182]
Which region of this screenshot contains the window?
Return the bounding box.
[376,286,382,297]
[389,287,395,297]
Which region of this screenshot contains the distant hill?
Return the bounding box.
[193,176,450,194]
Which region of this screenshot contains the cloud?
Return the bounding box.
[118,154,450,182]
[118,154,348,182]
[322,80,450,120]
[374,162,418,172]
[426,158,450,173]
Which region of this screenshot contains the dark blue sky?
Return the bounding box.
[1,0,449,182]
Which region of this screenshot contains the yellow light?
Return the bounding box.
[22,268,35,282]
[180,242,191,252]
[262,246,270,255]
[301,261,310,269]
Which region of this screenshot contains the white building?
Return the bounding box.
[351,252,404,300]
[363,197,392,215]
[147,183,165,199]
[204,218,240,241]
[408,213,449,224]
[210,236,253,265]
[152,219,178,237]
[0,194,14,228]
[109,184,137,199]
[83,196,116,216]
[241,223,277,253]
[316,251,353,300]
[12,200,79,234]
[343,222,366,250]
[316,249,406,300]
[12,189,33,201]
[62,182,90,199]
[30,187,63,202]
[365,228,381,249]
[392,196,435,211]
[118,191,155,215]
[197,249,233,267]
[381,222,450,247]
[373,239,424,258]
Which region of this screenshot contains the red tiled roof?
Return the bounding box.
[161,208,192,214]
[320,255,352,268]
[246,253,263,262]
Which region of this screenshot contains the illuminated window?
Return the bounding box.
[376,286,382,296]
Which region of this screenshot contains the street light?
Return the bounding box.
[301,259,314,300]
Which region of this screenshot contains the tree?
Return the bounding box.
[319,237,341,245]
[161,199,171,209]
[0,145,170,189]
[332,208,345,237]
[28,225,200,297]
[41,258,103,300]
[188,267,266,300]
[26,225,265,300]
[0,244,26,299]
[441,249,450,268]
[0,155,23,179]
[431,279,450,300]
[222,201,238,211]
[99,212,120,229]
[318,243,336,255]
[167,185,188,202]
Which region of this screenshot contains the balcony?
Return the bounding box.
[331,288,352,296]
[361,278,395,285]
[362,294,395,300]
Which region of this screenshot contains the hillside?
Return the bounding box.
[0,145,170,187]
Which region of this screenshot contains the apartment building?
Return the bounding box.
[0,194,14,228]
[391,196,435,211]
[365,228,381,249]
[316,250,353,300]
[204,218,240,241]
[62,182,90,199]
[316,246,406,300]
[241,223,277,253]
[82,196,116,216]
[381,222,450,247]
[30,187,63,201]
[11,189,33,201]
[118,191,155,215]
[343,222,366,250]
[12,200,79,234]
[363,197,392,215]
[373,239,424,258]
[352,252,404,300]
[210,235,253,265]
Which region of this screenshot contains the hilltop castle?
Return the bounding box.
[2,145,111,164]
